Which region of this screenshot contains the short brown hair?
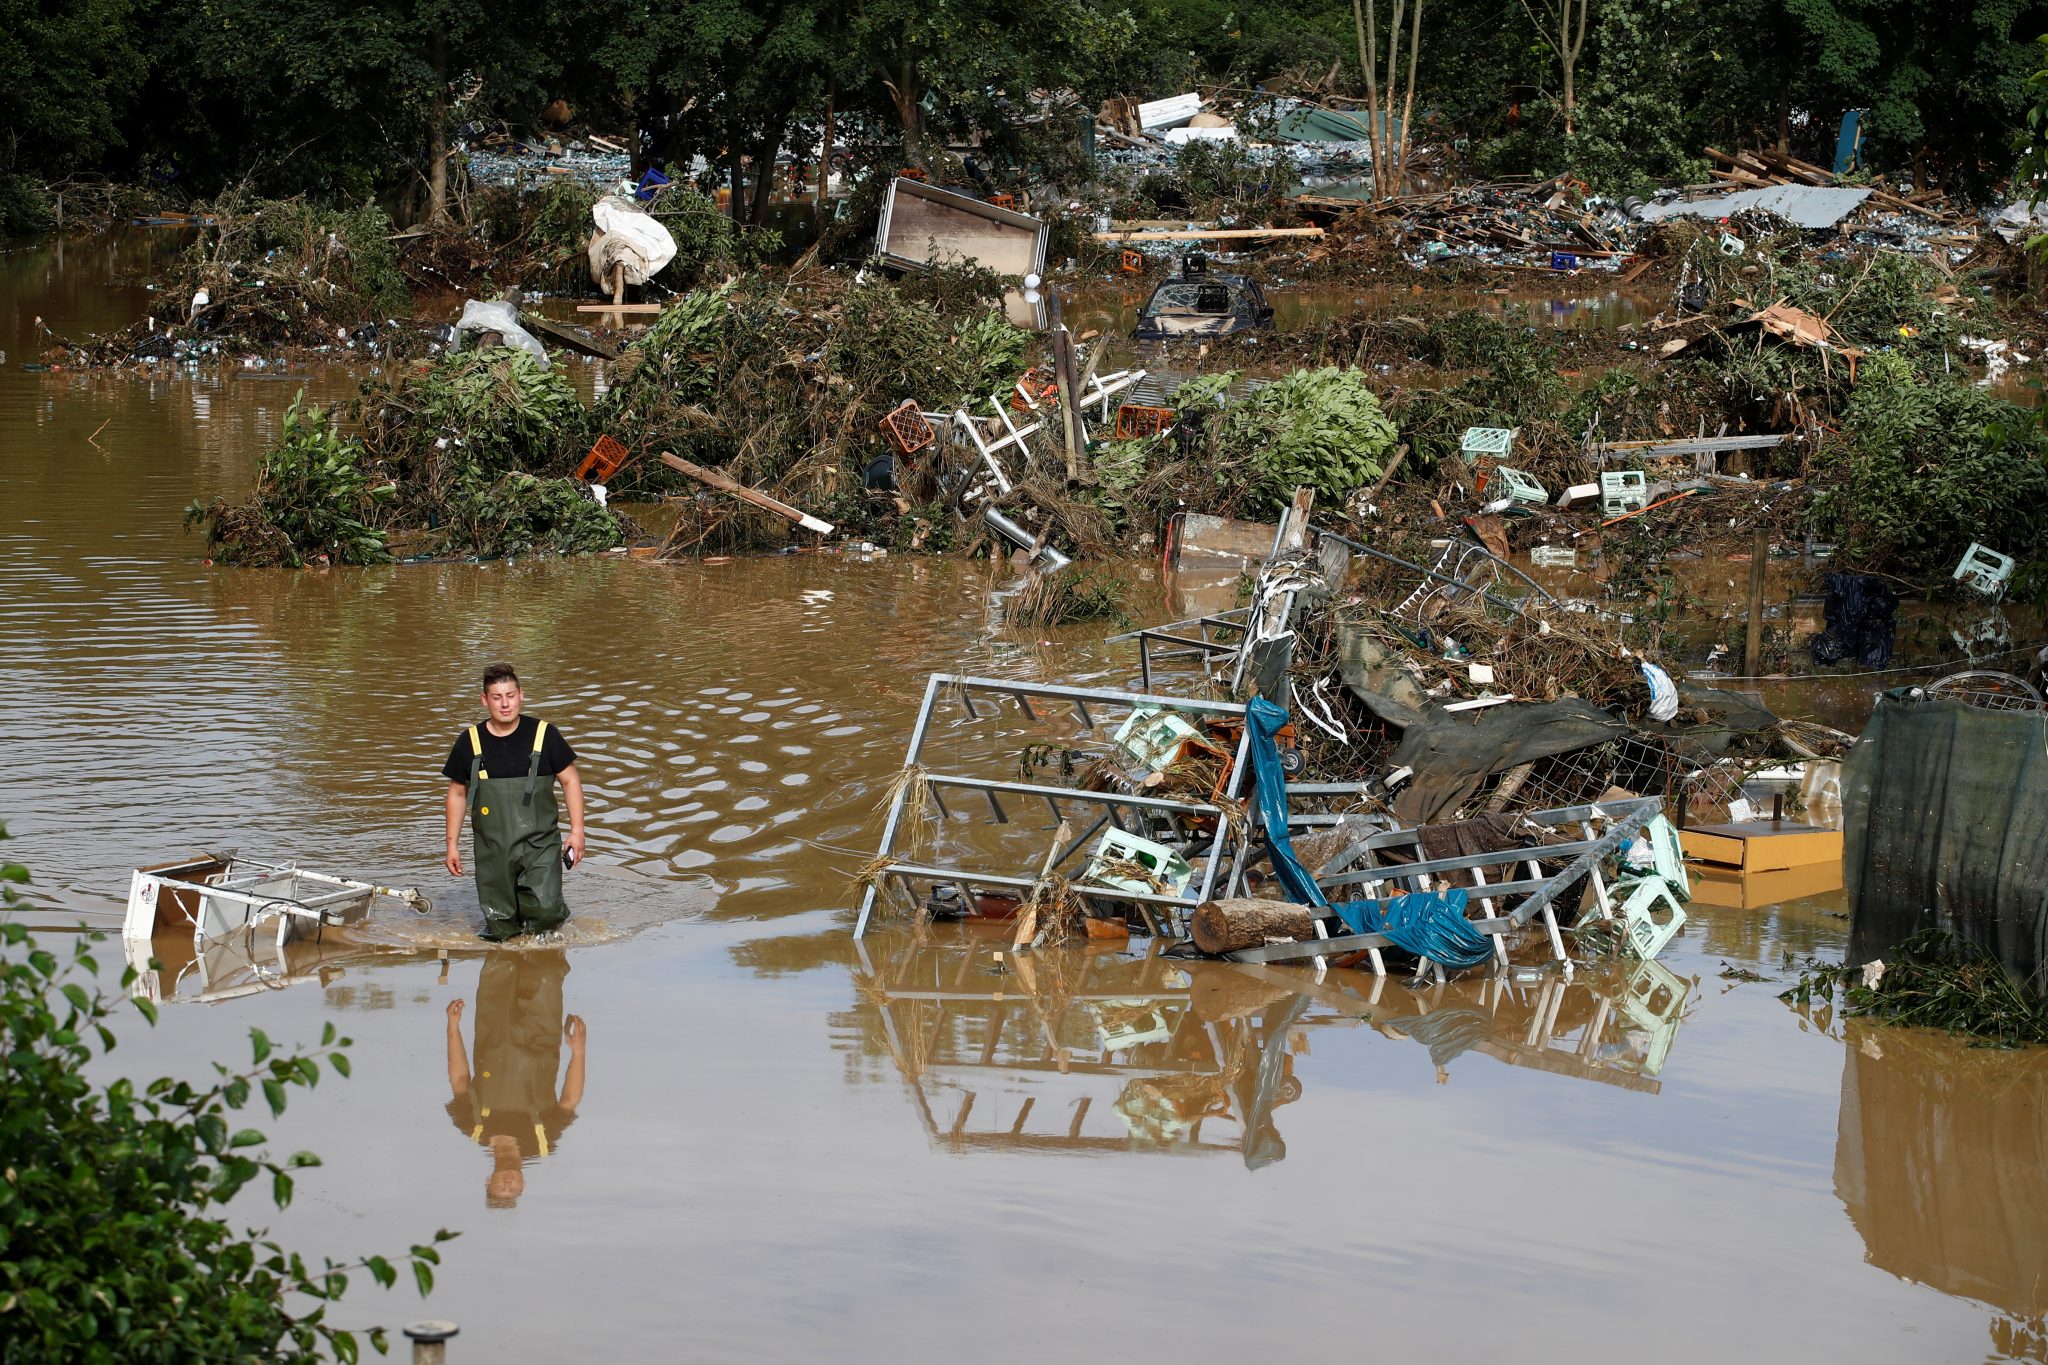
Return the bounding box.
[481,663,520,690]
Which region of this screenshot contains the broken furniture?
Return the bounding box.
[1953,542,2015,599]
[123,854,426,980]
[875,178,1048,278]
[853,676,1259,939]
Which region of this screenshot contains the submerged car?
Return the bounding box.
[1133,269,1275,340]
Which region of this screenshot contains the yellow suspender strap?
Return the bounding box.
[532,720,548,753]
[467,726,485,782]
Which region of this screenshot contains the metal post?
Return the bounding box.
[1744,527,1768,678]
[404,1321,459,1365]
[855,674,945,938]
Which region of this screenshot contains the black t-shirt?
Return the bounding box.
[442,715,577,786]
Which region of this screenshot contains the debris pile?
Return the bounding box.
[186,347,627,565]
[47,195,416,366]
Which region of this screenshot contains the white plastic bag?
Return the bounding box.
[451,299,550,370]
[1640,662,1680,722]
[588,194,677,289]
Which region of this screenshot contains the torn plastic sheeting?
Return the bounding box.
[1381,699,1633,824]
[1244,697,1496,969]
[450,299,550,369]
[588,193,677,288]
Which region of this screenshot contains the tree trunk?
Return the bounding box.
[1776,73,1791,155]
[1561,52,1574,137]
[727,133,744,224]
[427,37,450,225]
[1395,0,1423,190]
[1354,0,1381,196]
[1191,899,1317,955]
[817,78,836,208]
[885,53,923,169]
[747,116,788,226]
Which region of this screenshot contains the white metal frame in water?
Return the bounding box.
[123,856,383,962]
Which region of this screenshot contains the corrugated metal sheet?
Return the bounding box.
[1635,185,1873,229]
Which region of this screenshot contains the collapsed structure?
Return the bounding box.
[854,492,1840,978]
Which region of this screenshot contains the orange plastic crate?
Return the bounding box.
[1115,404,1176,440]
[877,400,936,457]
[574,433,632,482]
[1010,369,1059,411]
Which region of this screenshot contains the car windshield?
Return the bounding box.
[1143,282,1238,317]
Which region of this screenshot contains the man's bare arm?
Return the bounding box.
[446,999,471,1097]
[444,782,465,877]
[560,1015,587,1114]
[558,763,587,866]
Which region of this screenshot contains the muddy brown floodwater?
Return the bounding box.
[6,236,2048,1363]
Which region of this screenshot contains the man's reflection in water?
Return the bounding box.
[444,950,586,1207]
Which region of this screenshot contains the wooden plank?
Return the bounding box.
[523,314,621,361]
[1090,227,1327,242]
[658,452,835,534]
[576,303,663,314]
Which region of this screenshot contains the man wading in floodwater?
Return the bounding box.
[443,664,586,941]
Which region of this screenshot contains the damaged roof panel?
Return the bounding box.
[1636,184,1873,229]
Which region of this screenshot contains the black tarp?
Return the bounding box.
[1843,695,2048,984]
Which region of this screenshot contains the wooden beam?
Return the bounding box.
[1089,227,1327,242]
[659,452,835,535]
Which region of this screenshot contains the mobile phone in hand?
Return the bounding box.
[563,846,578,870]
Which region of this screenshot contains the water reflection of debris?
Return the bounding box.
[1833,1024,2048,1357]
[847,933,1692,1167]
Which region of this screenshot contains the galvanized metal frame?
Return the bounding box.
[1106,608,1250,692]
[853,675,1254,938]
[1222,797,1663,970]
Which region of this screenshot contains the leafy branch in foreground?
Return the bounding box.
[0,827,457,1362]
[1781,927,2048,1049]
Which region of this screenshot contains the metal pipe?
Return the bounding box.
[404,1321,458,1365]
[982,507,1072,571]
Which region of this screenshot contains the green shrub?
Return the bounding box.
[1814,353,2048,574]
[1194,367,1398,512]
[185,394,393,567]
[0,831,454,1360]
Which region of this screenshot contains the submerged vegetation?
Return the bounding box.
[1784,929,2048,1048]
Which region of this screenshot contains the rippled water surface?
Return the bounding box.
[5,236,2047,1363]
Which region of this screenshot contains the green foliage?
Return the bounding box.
[1783,928,2048,1047]
[448,472,625,558]
[185,395,394,567]
[0,828,456,1360]
[831,283,1029,409]
[195,195,409,321]
[652,188,781,280]
[1563,0,1711,196]
[1197,368,1398,512]
[1814,353,2048,574]
[386,348,584,480]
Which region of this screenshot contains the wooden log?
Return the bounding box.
[658,452,836,534]
[1191,898,1316,955]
